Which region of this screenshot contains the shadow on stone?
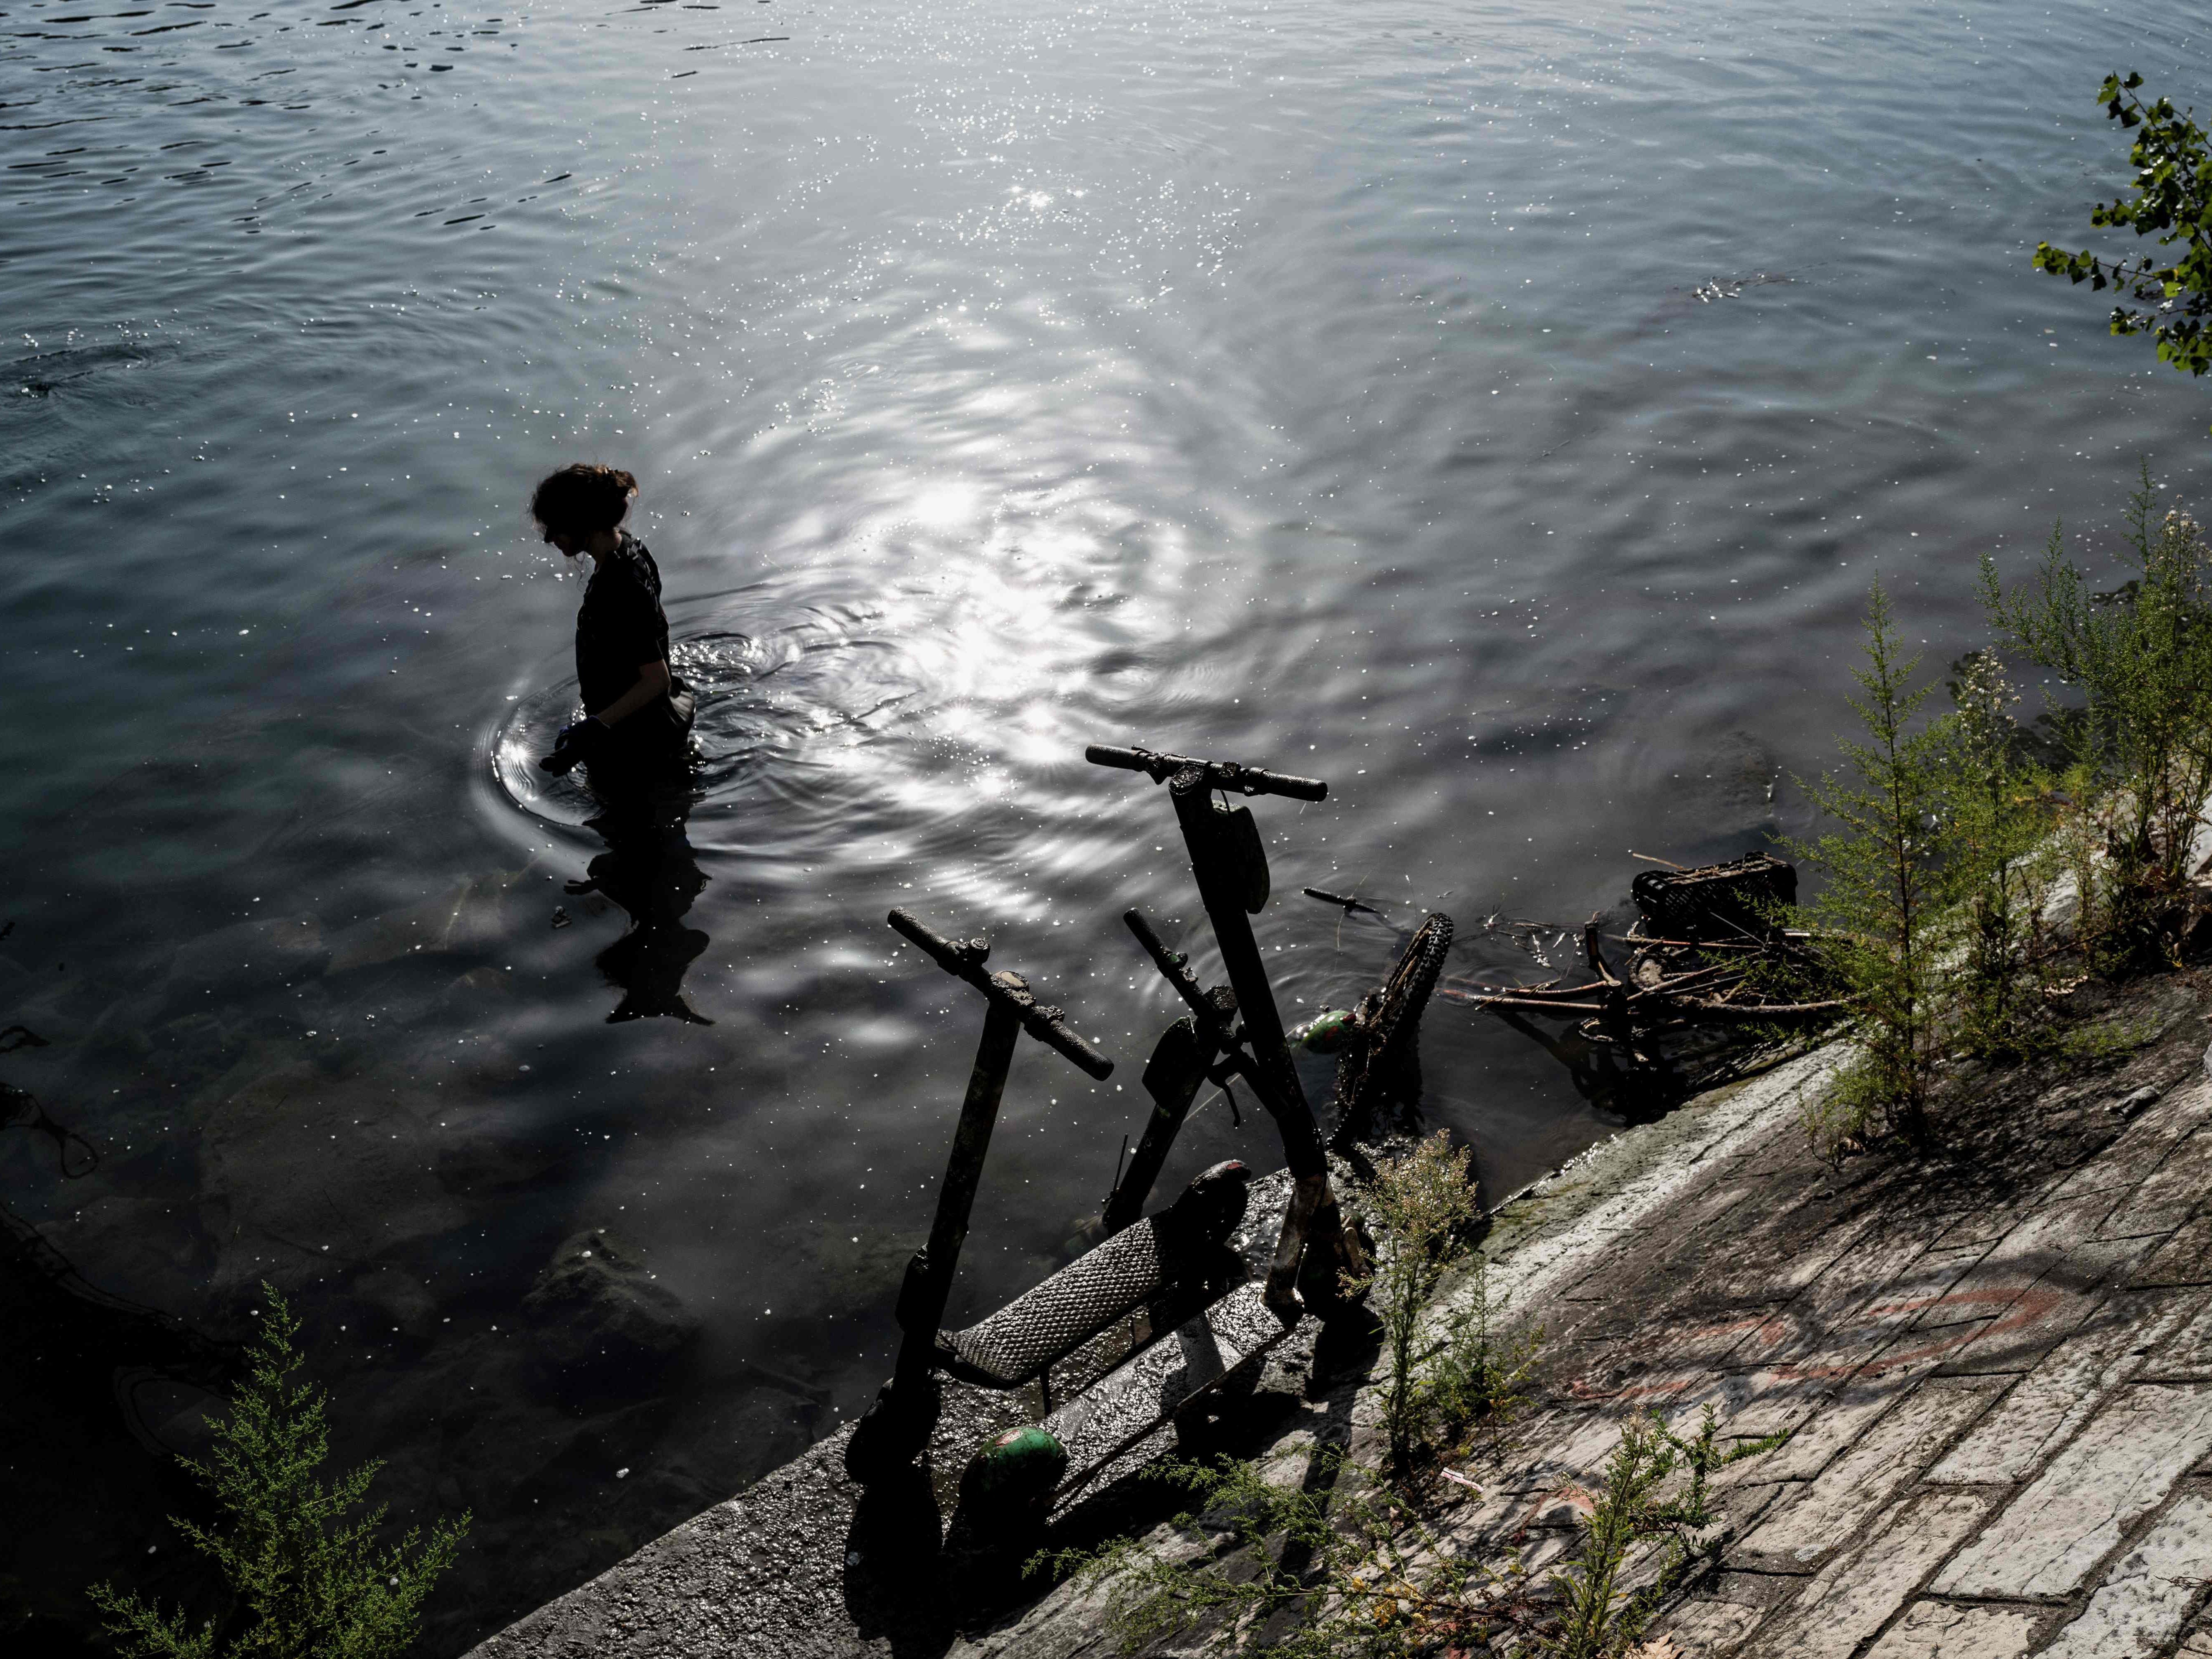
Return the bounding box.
[840,1462,952,1659]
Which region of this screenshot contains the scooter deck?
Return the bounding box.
[936,1214,1187,1389]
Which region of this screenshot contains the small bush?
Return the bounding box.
[1982,469,2212,969]
[1033,1451,1534,1659]
[1420,1252,1538,1457]
[88,1286,468,1659]
[1789,580,1961,1151]
[1945,649,2061,1058]
[1351,1134,1528,1475]
[1542,1407,1788,1659]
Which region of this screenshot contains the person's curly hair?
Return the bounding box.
[530,463,637,532]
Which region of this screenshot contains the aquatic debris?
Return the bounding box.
[1444,853,1842,1060]
[1302,885,1385,919]
[550,906,570,929]
[1291,1007,1356,1054]
[1328,912,1454,1149]
[522,1228,699,1400]
[6,339,157,397]
[1690,271,1794,303]
[3,1030,100,1180]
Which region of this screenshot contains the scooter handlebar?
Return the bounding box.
[1083,743,1327,802]
[887,909,1114,1079]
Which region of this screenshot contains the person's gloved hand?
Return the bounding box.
[538,716,609,775]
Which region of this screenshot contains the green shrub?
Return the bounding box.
[1944,648,2060,1058]
[1541,1407,1788,1659]
[1788,580,1962,1151]
[1981,469,2212,969]
[1420,1251,1538,1458]
[1032,1451,1529,1659]
[1350,1134,1531,1476]
[88,1286,468,1659]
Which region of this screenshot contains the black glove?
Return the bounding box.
[538,716,609,776]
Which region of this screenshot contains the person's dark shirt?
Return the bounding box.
[575,534,672,716]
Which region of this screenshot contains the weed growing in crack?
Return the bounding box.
[1789,578,1961,1153]
[1541,1407,1789,1659]
[1945,648,2064,1060]
[1350,1133,1537,1477]
[1034,1407,1787,1659]
[1031,1450,1538,1658]
[1421,1252,1539,1462]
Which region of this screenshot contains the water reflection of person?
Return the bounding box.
[530,462,713,1023]
[575,800,714,1024]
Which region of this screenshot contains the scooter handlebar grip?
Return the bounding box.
[1084,744,1149,772]
[1027,1016,1114,1080]
[1122,907,1171,963]
[887,907,984,968]
[1245,767,1327,802]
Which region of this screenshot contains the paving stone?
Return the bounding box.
[1656,1594,1766,1656]
[1914,1194,2127,1351]
[2100,1128,2212,1241]
[1697,1202,1883,1309]
[1863,1600,2041,1659]
[1741,1382,1994,1564]
[2043,1080,2212,1204]
[1758,1225,1956,1371]
[1570,1310,1794,1394]
[2037,1487,2212,1658]
[2136,1295,2212,1381]
[1935,1238,2156,1377]
[1496,1409,1620,1496]
[1932,1383,2212,1600]
[1743,1362,1932,1487]
[1795,1238,2058,1383]
[1487,1055,1840,1320]
[2131,1212,2212,1289]
[1757,1490,1990,1657]
[1930,1292,2190,1483]
[1567,1181,1766,1343]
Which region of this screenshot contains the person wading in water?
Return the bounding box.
[530,462,712,1022]
[530,462,696,791]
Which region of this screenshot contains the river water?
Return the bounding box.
[3,0,2207,1647]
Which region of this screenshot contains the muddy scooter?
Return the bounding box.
[843,909,1115,1483]
[1085,743,1368,1315]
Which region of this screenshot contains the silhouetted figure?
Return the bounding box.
[528,463,696,790]
[527,463,713,1021]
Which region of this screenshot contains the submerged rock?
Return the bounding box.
[165,914,329,1005]
[350,1265,441,1349]
[522,1230,700,1400]
[196,1053,467,1295]
[323,867,532,977]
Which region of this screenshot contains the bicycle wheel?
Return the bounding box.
[1328,911,1454,1147]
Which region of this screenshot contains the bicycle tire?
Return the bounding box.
[1328,911,1454,1148]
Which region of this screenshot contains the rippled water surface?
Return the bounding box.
[5,0,2209,1647]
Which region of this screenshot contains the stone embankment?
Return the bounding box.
[472,971,2212,1658]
